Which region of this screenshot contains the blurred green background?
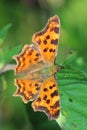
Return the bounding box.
[0,0,87,130]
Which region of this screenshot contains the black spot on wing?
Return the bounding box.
[37,97,41,102]
[54,27,59,33]
[51,90,58,97]
[34,57,39,61]
[50,27,59,34]
[36,53,40,57]
[36,87,40,90]
[50,101,59,109]
[43,40,47,45]
[37,39,41,45]
[49,49,53,52]
[43,95,47,100]
[43,48,48,52]
[46,99,50,104]
[46,35,50,39]
[43,88,48,92]
[20,57,25,62]
[35,83,39,86]
[49,84,56,89]
[29,83,32,86]
[49,49,56,52]
[51,39,58,45]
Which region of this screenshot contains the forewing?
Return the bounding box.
[13,44,44,75]
[32,76,60,120]
[32,15,60,64]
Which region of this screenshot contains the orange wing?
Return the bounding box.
[13,44,44,75]
[32,76,60,120]
[14,77,42,103]
[32,15,60,64]
[13,15,60,120]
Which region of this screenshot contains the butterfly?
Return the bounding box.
[13,15,60,120]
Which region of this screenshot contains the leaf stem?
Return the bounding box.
[0,64,15,75]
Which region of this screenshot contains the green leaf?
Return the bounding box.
[3,44,23,63]
[0,44,22,64]
[56,66,87,130]
[0,24,12,45]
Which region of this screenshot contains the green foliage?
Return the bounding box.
[56,65,87,130]
[0,24,12,70]
[1,44,22,64]
[0,24,22,70]
[0,0,87,130]
[0,24,11,45]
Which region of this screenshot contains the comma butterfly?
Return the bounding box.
[13,15,60,120]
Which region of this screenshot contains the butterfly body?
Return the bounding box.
[37,64,57,77]
[13,15,60,120]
